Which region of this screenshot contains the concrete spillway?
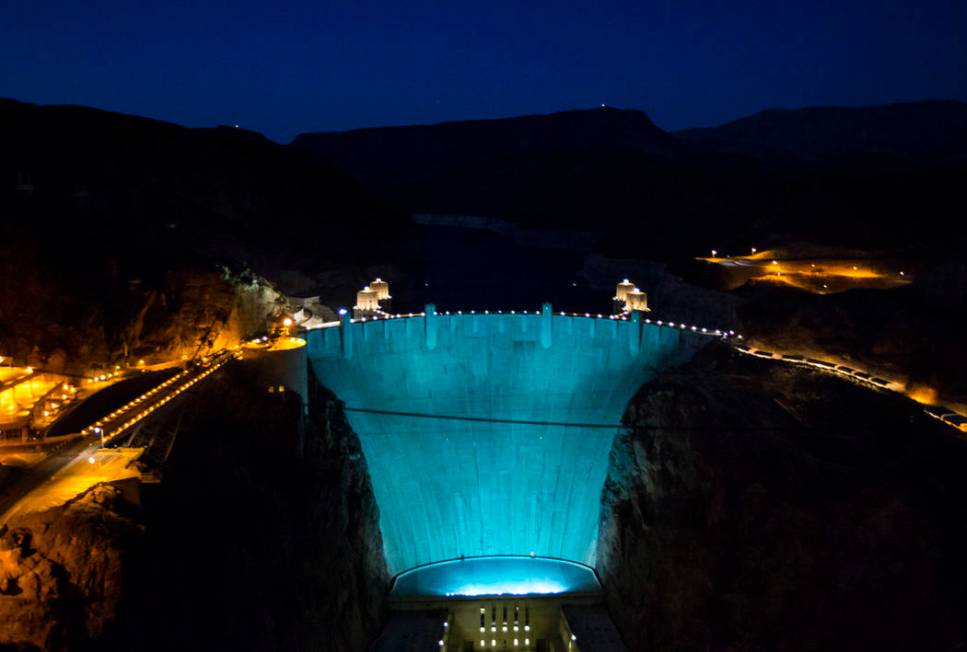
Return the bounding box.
[307,307,706,574]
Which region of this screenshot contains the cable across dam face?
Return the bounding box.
[306,305,709,574]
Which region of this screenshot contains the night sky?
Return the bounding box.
[1,0,964,142]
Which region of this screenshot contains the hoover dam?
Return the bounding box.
[307,305,712,577]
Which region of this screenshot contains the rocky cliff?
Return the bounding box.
[293,103,967,259]
[109,364,388,652]
[735,281,967,406]
[0,248,285,374]
[0,361,388,651]
[597,343,967,651]
[0,97,410,373]
[0,484,141,650]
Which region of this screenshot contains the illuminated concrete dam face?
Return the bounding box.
[307,307,707,574]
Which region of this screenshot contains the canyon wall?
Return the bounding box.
[597,344,967,651]
[0,361,389,651]
[110,365,389,652]
[0,484,141,650]
[0,248,284,374]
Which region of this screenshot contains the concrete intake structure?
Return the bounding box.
[307,305,708,575]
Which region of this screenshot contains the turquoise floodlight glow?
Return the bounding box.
[448,580,566,597]
[391,556,600,598]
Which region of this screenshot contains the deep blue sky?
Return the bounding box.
[1,0,964,142]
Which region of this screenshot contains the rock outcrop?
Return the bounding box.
[107,363,388,652]
[0,361,388,651]
[735,282,967,406]
[0,243,285,374]
[0,96,410,373]
[598,343,967,651]
[0,484,142,651]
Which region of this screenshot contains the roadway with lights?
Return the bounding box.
[0,350,237,525]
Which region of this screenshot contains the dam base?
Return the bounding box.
[374,556,625,651]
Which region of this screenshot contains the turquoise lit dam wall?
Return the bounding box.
[307,307,707,574]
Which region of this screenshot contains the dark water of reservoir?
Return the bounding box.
[390,226,607,315]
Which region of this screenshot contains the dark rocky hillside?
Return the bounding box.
[293,103,967,258]
[0,98,408,272]
[598,343,967,651]
[0,98,410,370]
[677,100,967,163]
[108,367,388,652]
[735,279,967,406]
[0,361,388,651]
[0,483,141,650]
[293,107,682,192]
[293,108,746,256]
[0,249,284,374]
